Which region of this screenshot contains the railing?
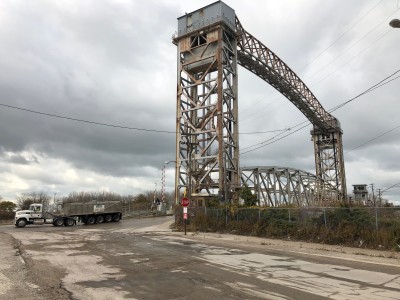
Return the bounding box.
[121,203,171,219]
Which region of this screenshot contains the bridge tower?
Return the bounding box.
[173,2,240,204]
[311,121,347,203]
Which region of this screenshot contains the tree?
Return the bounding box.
[16,192,51,210]
[0,200,17,212]
[0,200,17,220]
[240,184,258,207]
[133,193,152,210]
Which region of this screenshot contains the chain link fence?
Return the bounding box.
[174,206,400,250]
[177,206,400,229]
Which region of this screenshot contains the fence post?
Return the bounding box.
[375,207,378,230]
[323,208,327,228]
[288,208,291,223]
[259,209,261,222]
[205,206,207,216]
[225,206,228,228]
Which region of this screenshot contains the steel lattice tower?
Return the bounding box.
[173,1,347,206]
[173,3,240,205]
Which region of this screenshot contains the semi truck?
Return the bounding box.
[14,200,122,228]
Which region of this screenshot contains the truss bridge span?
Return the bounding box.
[241,166,337,207]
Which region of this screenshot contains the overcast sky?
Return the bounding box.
[0,0,399,204]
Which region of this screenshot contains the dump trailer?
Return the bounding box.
[14,201,122,228]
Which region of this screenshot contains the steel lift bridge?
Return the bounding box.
[173,1,346,207]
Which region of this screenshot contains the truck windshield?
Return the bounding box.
[29,205,41,212]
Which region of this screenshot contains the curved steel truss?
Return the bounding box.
[235,17,346,200]
[173,1,346,206]
[241,166,338,207]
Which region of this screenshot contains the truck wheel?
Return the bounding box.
[53,218,64,227]
[96,215,104,224]
[87,216,96,225]
[112,214,121,222]
[64,218,75,227]
[16,219,27,228]
[104,214,112,222]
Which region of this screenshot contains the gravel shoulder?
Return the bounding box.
[0,232,70,300]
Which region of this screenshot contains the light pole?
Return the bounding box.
[164,160,177,206]
[389,19,400,28]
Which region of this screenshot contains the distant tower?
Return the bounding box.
[173,1,240,205]
[352,184,368,205]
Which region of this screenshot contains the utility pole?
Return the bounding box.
[370,183,375,206]
[377,189,382,206]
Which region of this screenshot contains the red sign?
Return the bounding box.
[183,213,188,220]
[181,197,190,207]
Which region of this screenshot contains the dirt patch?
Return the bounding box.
[0,232,71,300]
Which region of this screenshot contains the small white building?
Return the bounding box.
[352,184,369,205]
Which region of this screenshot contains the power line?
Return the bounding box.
[309,28,394,89]
[346,124,400,153]
[241,122,310,154]
[0,102,291,136]
[239,1,392,120]
[240,119,311,152]
[382,182,400,193]
[329,69,400,113]
[0,103,176,134]
[240,69,400,155]
[0,74,398,145]
[305,8,399,83]
[239,128,290,135]
[240,23,396,129]
[298,0,385,73]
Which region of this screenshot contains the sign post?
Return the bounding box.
[181,198,190,235]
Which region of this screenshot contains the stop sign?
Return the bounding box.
[181,197,190,207]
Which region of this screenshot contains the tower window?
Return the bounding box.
[190,34,207,48]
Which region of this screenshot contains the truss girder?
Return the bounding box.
[235,17,337,132]
[241,166,336,207]
[235,17,347,200]
[175,24,240,201]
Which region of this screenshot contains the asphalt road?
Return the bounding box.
[1,216,400,299]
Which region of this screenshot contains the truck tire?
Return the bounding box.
[104,214,112,222]
[16,219,27,228]
[64,218,75,227]
[53,218,64,227]
[112,213,121,222]
[96,215,104,224]
[86,216,96,225]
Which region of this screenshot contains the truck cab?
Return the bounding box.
[14,204,53,228]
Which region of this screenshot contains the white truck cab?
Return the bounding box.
[14,204,53,228]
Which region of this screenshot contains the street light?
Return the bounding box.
[389,19,400,28]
